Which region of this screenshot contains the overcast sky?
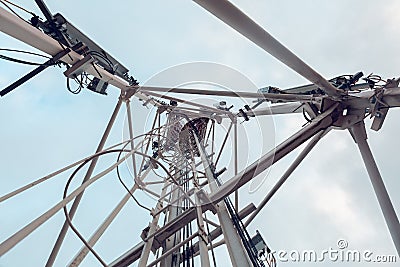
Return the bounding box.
[1,1,400,266]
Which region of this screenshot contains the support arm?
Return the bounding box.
[349,121,400,257]
[209,103,338,204]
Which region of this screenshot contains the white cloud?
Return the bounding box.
[304,173,376,243]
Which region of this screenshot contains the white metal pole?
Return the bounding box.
[160,169,183,267]
[139,86,321,102]
[68,185,137,267]
[193,0,342,97]
[191,160,211,267]
[209,103,337,204]
[195,195,211,267]
[233,119,239,211]
[125,99,138,179]
[0,6,158,105]
[138,181,169,267]
[69,138,151,266]
[0,146,137,256]
[193,133,251,267]
[350,121,400,257]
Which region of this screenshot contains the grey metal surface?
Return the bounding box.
[193,0,342,97]
[194,130,252,267]
[350,122,400,257]
[209,103,338,204]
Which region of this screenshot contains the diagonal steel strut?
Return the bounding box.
[209,103,338,204]
[350,121,400,257]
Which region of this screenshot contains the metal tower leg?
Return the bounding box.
[160,170,183,267]
[194,134,251,267]
[214,202,251,267]
[46,97,123,267]
[195,194,211,267]
[233,120,239,211]
[350,121,400,257]
[125,99,138,178]
[138,181,169,267]
[191,160,211,267]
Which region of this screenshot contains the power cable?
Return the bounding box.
[0,0,29,21]
[0,53,53,66]
[0,48,50,59]
[116,142,152,212]
[63,149,130,267]
[0,0,35,16]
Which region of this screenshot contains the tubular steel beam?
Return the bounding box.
[69,188,136,267]
[0,139,131,202]
[0,7,157,104]
[137,182,169,267]
[69,140,149,266]
[193,0,342,97]
[350,121,400,257]
[185,203,256,260]
[125,99,138,179]
[139,85,322,103]
[193,131,252,267]
[0,147,137,256]
[233,120,239,211]
[209,103,338,204]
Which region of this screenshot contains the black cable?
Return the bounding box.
[66,77,82,94]
[266,252,276,267]
[184,170,192,267]
[116,142,152,212]
[0,48,51,59]
[151,167,167,180]
[1,0,35,16]
[0,48,67,67]
[189,219,194,267]
[62,132,167,267]
[366,74,383,83]
[65,71,96,95]
[63,149,129,267]
[87,51,114,72]
[224,197,265,267]
[182,215,187,267]
[172,188,179,265]
[0,53,53,66]
[0,0,27,21]
[115,132,180,213]
[302,108,312,123]
[117,132,167,212]
[203,211,218,267]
